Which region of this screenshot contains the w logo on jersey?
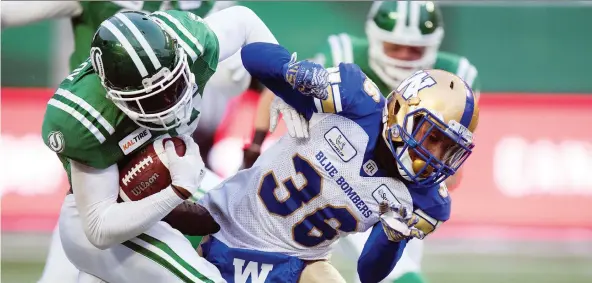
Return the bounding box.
[233,258,274,283]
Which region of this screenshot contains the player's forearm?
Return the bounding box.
[357,224,408,283]
[1,1,82,29]
[205,6,278,62]
[242,42,317,118]
[242,42,290,82]
[253,89,275,133]
[70,161,184,249]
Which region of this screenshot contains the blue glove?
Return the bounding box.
[282,52,329,100]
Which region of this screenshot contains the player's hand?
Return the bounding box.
[165,135,206,200]
[270,96,309,139]
[378,201,425,242]
[282,52,329,100]
[243,144,260,169]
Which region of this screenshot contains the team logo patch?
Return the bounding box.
[47,131,65,153]
[90,47,105,80]
[372,184,400,205]
[363,159,378,176]
[363,78,381,103]
[324,127,357,162]
[119,128,152,155]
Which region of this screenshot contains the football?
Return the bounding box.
[118,137,185,202]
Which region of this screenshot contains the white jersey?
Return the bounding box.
[200,113,413,260]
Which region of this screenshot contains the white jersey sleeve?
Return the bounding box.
[1,1,82,29]
[70,161,183,249]
[204,6,278,62]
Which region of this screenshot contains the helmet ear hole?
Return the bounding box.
[393,100,401,115]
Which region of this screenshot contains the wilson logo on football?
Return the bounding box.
[131,172,160,197]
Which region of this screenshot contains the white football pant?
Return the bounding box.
[56,168,225,283]
[37,225,79,283]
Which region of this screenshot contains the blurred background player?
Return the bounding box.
[242,2,479,283]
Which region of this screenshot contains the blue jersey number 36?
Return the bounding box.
[258,154,358,247]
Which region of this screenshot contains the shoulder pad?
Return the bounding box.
[336,63,385,117]
[408,183,451,237]
[42,84,121,169]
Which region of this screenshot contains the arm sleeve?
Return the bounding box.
[70,160,184,249]
[241,42,316,119]
[357,223,408,283]
[204,6,278,63]
[242,43,385,120]
[1,1,82,29]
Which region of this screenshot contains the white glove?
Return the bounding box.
[379,201,425,242]
[165,135,206,200]
[269,96,309,139]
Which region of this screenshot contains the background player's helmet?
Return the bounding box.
[382,69,479,188]
[90,11,196,131]
[366,1,444,89]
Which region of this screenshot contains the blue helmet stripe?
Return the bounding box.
[459,82,475,128]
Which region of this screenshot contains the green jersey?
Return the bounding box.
[70,1,218,71]
[42,10,219,185]
[313,33,481,96]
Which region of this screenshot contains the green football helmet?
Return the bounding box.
[366,1,444,89]
[90,11,196,131]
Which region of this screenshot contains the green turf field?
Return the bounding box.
[3,254,592,283]
[2,233,592,283]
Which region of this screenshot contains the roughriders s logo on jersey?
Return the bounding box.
[47,131,65,153]
[90,47,106,80]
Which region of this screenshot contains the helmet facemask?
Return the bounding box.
[102,47,197,131]
[383,96,474,188]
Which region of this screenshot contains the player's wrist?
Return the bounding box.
[170,184,192,200]
[161,185,187,206]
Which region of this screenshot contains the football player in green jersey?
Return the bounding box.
[2,2,236,282]
[42,7,277,282]
[245,2,480,283]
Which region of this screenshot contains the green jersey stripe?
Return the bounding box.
[157,11,205,54]
[122,240,196,283]
[52,95,111,138]
[151,15,199,62]
[47,99,106,143]
[115,13,162,71]
[56,88,115,134]
[153,11,204,54]
[338,33,354,63]
[137,233,214,283]
[101,20,149,77]
[328,35,344,65]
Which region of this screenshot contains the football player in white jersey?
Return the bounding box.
[197,42,479,283]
